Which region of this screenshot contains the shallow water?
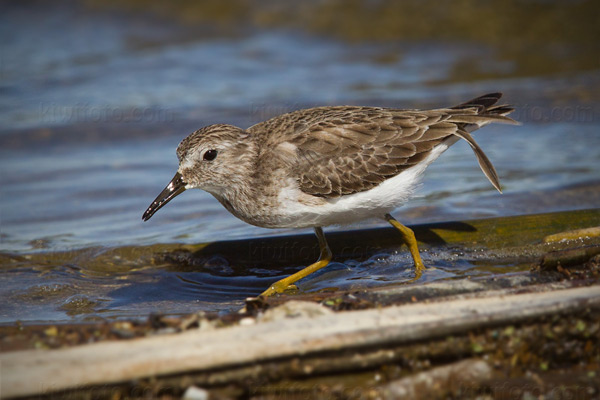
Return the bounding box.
[1,1,599,324]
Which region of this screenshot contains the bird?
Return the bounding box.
[143,93,517,296]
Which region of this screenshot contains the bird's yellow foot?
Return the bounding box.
[385,213,426,280]
[260,281,299,296]
[259,227,332,297]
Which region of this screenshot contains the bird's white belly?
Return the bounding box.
[275,140,454,228]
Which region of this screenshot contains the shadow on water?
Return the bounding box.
[4,208,598,324]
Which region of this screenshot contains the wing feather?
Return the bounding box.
[247,93,516,198]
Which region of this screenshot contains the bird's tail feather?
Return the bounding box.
[448,93,518,192]
[452,92,519,124]
[452,128,502,193]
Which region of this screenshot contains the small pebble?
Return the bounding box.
[182,385,209,400]
[239,317,256,326]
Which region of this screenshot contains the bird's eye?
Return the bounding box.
[203,149,218,161]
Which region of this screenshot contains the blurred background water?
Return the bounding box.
[1,0,599,323]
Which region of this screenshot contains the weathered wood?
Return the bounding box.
[2,284,599,398]
[540,245,600,269]
[379,359,493,399]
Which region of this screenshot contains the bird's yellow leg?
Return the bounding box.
[260,227,332,296]
[385,213,425,280]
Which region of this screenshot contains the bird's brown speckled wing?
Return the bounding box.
[250,93,516,198]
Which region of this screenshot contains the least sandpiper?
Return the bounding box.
[143,93,516,296]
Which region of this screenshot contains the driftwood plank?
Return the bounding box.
[2,285,599,398]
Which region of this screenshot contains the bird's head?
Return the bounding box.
[142,124,253,221]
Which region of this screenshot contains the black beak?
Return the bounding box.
[142,172,186,221]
